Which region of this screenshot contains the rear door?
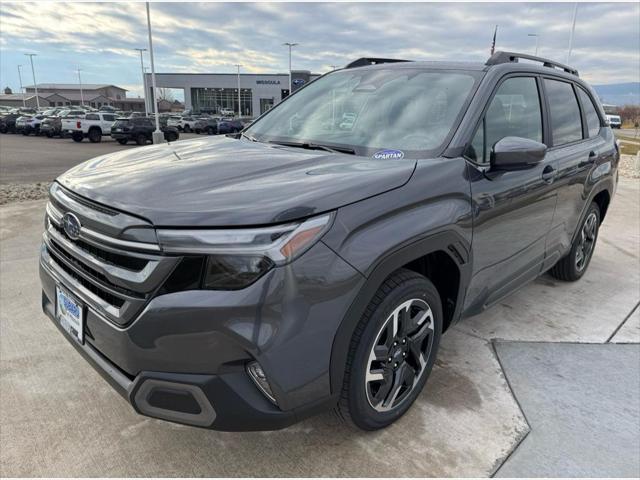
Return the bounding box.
[541,78,609,268]
[464,74,558,312]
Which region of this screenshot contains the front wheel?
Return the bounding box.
[549,202,601,281]
[183,124,191,133]
[337,269,442,430]
[116,138,128,145]
[72,132,83,142]
[135,134,147,145]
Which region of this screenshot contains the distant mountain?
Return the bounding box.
[592,82,640,106]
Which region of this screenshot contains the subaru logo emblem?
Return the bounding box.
[62,212,81,240]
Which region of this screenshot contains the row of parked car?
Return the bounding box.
[0,105,246,145]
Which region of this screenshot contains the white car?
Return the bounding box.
[167,115,183,128]
[64,112,118,143]
[606,114,621,129]
[16,114,46,135]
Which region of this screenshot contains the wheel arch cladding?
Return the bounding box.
[329,231,471,395]
[593,189,611,221]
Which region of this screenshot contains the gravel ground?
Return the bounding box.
[1,155,637,206]
[0,182,51,206]
[619,154,640,179]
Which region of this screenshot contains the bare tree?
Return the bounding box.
[157,88,174,102]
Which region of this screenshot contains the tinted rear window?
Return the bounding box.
[577,87,601,137]
[113,119,130,127]
[544,79,583,145]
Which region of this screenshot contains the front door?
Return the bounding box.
[463,75,558,314]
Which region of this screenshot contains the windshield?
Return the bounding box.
[245,68,478,157]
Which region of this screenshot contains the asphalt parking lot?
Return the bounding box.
[0,132,201,184]
[0,135,638,476]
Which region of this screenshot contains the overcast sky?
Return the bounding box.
[1,2,638,98]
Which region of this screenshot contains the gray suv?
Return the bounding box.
[39,52,618,431]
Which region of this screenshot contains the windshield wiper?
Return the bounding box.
[268,140,355,155]
[240,132,257,142]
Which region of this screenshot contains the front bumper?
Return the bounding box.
[40,237,364,430]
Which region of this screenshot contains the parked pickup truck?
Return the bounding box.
[64,112,118,143]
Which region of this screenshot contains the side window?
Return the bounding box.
[544,79,582,145]
[102,114,115,122]
[577,87,601,137]
[467,77,542,163]
[85,114,99,120]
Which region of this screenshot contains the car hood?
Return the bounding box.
[57,136,416,226]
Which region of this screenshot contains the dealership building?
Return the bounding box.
[143,70,320,116]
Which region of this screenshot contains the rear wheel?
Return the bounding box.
[46,132,53,138]
[88,128,101,143]
[72,132,83,142]
[135,134,147,145]
[183,124,191,133]
[206,126,215,135]
[117,138,128,145]
[336,269,442,430]
[549,202,600,281]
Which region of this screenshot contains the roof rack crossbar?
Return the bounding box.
[486,51,579,77]
[345,58,411,69]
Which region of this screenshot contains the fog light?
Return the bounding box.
[247,361,277,405]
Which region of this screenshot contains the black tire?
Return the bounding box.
[206,127,215,135]
[336,269,442,430]
[22,129,30,136]
[117,138,128,145]
[72,132,83,142]
[135,134,147,146]
[549,202,601,281]
[183,124,191,133]
[0,126,6,134]
[46,132,53,138]
[166,132,178,142]
[88,128,102,143]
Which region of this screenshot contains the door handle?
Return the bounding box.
[542,165,556,183]
[589,150,597,158]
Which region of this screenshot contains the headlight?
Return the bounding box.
[203,255,274,290]
[156,212,334,265]
[156,213,334,291]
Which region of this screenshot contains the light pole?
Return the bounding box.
[567,2,579,64]
[145,2,162,143]
[77,67,84,106]
[234,64,242,117]
[134,48,148,116]
[283,42,298,94]
[17,65,25,107]
[527,34,539,56]
[24,53,39,109]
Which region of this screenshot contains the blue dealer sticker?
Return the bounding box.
[373,149,404,160]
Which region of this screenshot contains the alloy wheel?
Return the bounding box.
[365,298,435,412]
[575,211,597,272]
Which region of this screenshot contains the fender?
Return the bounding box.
[328,230,472,394]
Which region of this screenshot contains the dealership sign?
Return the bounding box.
[256,80,281,85]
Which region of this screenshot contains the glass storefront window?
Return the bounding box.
[191,88,252,116]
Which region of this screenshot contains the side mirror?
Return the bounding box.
[491,136,547,170]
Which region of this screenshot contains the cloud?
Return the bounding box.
[0,2,638,95]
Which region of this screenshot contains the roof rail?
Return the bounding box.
[345,58,411,69]
[486,51,579,77]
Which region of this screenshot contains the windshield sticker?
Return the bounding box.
[373,149,405,160]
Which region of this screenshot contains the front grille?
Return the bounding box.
[49,221,147,271]
[43,189,180,326]
[47,247,126,308]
